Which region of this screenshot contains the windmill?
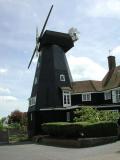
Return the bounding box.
[27,5,79,137]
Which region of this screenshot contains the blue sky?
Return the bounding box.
[0,0,120,117]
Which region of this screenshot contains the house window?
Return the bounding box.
[63,91,71,107]
[60,74,65,81]
[116,90,120,103]
[112,89,120,103]
[82,93,91,101]
[104,91,111,100]
[29,96,36,106]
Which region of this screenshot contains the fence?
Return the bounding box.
[0,130,9,144]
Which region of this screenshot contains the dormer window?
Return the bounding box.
[60,74,65,81]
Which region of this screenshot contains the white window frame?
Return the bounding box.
[60,74,65,81]
[112,89,120,103]
[104,91,111,100]
[116,90,120,103]
[63,91,71,107]
[29,96,36,106]
[82,93,91,101]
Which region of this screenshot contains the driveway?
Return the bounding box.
[0,141,120,160]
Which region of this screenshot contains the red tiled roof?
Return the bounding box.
[72,80,102,93]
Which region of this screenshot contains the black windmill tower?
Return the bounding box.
[27,5,79,137]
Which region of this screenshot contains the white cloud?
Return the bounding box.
[88,0,120,18]
[0,99,27,117]
[67,55,107,81]
[0,87,11,94]
[0,69,8,74]
[112,46,120,56]
[0,96,18,102]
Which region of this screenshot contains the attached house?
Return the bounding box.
[71,56,120,107]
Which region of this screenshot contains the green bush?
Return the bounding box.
[42,121,117,138]
[83,121,117,137]
[8,123,20,129]
[74,107,120,123]
[0,119,3,130]
[74,107,99,123]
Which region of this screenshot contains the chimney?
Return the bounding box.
[108,56,116,71]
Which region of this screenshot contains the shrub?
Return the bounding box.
[8,123,20,129]
[42,121,117,138]
[74,107,120,123]
[0,119,3,130]
[74,107,99,123]
[83,121,117,137]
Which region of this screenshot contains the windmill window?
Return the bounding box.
[29,96,36,106]
[37,62,40,68]
[63,91,71,107]
[34,77,38,85]
[60,74,65,81]
[104,91,111,100]
[82,93,91,101]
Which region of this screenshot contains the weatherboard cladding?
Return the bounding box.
[30,44,72,110]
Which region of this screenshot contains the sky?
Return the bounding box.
[1,0,120,117]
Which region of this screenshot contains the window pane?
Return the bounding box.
[67,95,70,104]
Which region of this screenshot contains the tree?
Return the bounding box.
[0,119,3,130]
[8,110,27,127]
[9,110,23,124]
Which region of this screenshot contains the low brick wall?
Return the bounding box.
[39,136,118,148]
[0,130,9,144]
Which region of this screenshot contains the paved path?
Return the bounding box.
[0,141,120,160]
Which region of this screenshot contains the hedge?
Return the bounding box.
[42,121,118,138]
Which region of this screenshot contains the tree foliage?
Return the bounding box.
[74,106,120,123]
[8,110,27,127]
[0,119,3,130]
